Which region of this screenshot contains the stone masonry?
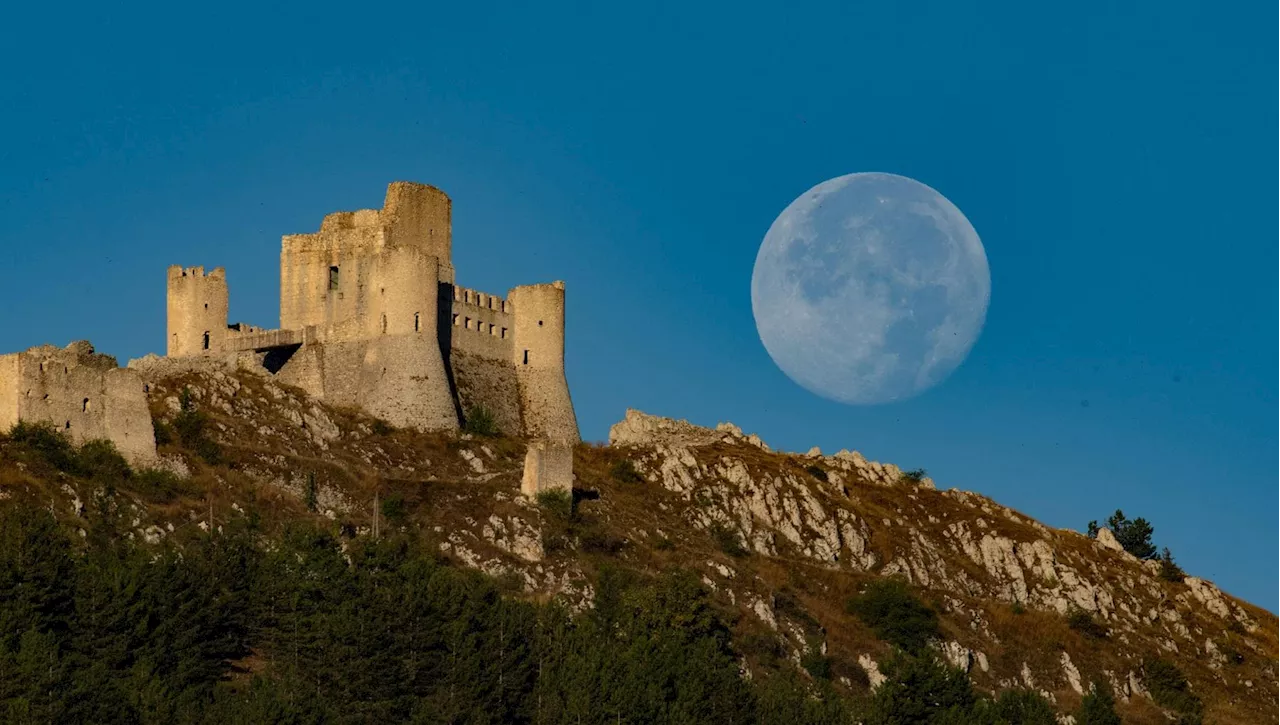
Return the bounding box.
[0,341,156,466]
[165,181,580,444]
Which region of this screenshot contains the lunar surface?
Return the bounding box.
[751,172,990,405]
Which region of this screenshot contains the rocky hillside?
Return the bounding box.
[2,359,1275,724]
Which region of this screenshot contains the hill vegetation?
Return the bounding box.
[0,362,1273,724]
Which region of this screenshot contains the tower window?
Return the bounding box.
[381,314,388,334]
[538,320,544,327]
[202,331,210,350]
[329,265,340,290]
[523,350,529,365]
[500,327,507,339]
[414,313,420,332]
[82,398,89,412]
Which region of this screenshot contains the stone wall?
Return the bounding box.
[521,439,573,497]
[450,350,521,435]
[0,342,155,466]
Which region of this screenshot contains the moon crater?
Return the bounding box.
[751,172,990,405]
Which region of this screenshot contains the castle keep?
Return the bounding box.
[167,182,580,445]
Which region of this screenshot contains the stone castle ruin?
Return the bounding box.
[1,182,578,494]
[0,342,155,466]
[167,181,579,445]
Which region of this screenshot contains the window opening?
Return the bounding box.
[329,265,340,290]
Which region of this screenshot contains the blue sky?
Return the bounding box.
[0,1,1273,609]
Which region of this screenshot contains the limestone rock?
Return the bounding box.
[1095,527,1125,553]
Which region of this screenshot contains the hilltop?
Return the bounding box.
[0,359,1274,723]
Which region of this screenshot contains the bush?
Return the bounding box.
[153,418,173,446]
[610,458,644,484]
[991,688,1057,724]
[380,492,407,524]
[804,465,828,482]
[653,536,675,551]
[370,418,393,436]
[900,468,927,483]
[536,489,573,521]
[579,526,626,555]
[800,643,832,680]
[7,420,82,474]
[1144,658,1203,719]
[1158,547,1185,583]
[846,577,940,654]
[1075,680,1122,725]
[130,468,192,504]
[79,439,132,482]
[462,405,499,437]
[709,523,749,558]
[173,387,222,464]
[1066,609,1109,639]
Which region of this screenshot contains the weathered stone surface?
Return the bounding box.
[1,341,156,466]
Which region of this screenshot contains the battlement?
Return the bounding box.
[453,285,511,314]
[168,265,225,280]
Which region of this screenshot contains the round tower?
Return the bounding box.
[358,247,458,431]
[509,281,579,443]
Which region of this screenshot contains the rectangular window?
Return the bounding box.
[523,350,529,365]
[500,327,507,339]
[329,266,340,290]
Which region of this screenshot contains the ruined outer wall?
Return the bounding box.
[509,282,579,443]
[167,266,228,356]
[0,343,155,465]
[0,354,19,432]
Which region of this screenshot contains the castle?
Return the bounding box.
[166,181,579,443]
[1,182,579,493]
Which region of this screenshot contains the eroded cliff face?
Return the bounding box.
[4,367,1274,725]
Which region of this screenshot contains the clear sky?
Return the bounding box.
[1,1,1273,610]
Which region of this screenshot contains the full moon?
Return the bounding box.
[751,172,990,405]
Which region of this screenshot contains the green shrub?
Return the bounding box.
[1143,658,1202,719]
[370,418,393,436]
[900,468,927,483]
[709,522,749,558]
[800,643,832,680]
[380,492,407,524]
[1067,609,1109,639]
[7,420,82,474]
[79,439,132,482]
[804,465,828,482]
[846,577,940,654]
[130,468,191,504]
[536,489,573,521]
[1075,680,1122,725]
[462,405,499,437]
[1158,547,1185,583]
[305,472,319,512]
[653,536,675,551]
[153,418,173,446]
[991,688,1057,724]
[173,388,222,464]
[610,458,644,484]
